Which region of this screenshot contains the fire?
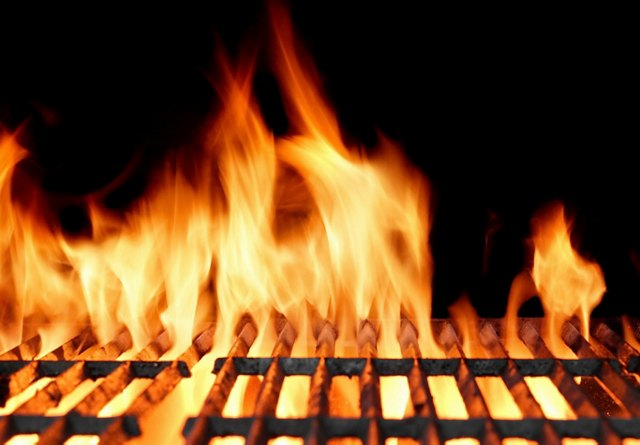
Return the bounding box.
[0,133,87,354]
[531,204,606,356]
[504,204,606,358]
[0,5,625,445]
[0,6,434,442]
[1,8,434,359]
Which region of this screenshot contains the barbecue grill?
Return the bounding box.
[1,316,639,444]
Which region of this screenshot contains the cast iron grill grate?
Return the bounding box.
[1,318,639,444]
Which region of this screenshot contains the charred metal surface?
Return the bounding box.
[563,321,640,417]
[0,330,104,406]
[305,319,336,445]
[182,416,640,441]
[479,322,562,444]
[443,321,502,445]
[0,336,41,361]
[357,320,383,445]
[0,414,140,437]
[245,315,297,445]
[185,315,258,445]
[126,324,214,417]
[594,322,640,372]
[99,326,215,444]
[213,357,465,376]
[1,318,640,443]
[400,318,442,444]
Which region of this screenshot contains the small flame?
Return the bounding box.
[531,204,606,356]
[450,296,525,427]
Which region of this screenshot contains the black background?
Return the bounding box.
[0,3,638,317]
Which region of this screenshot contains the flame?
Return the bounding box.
[451,295,581,432]
[0,6,436,440]
[0,6,620,445]
[500,204,605,424]
[531,204,606,356]
[450,297,528,436]
[2,11,433,355]
[0,133,86,353]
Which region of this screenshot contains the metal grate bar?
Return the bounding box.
[519,320,626,443]
[246,317,297,445]
[440,321,502,444]
[0,328,102,405]
[98,325,215,444]
[14,329,133,416]
[594,322,640,373]
[185,316,258,445]
[304,320,336,445]
[1,318,639,443]
[357,320,383,445]
[399,318,441,445]
[562,322,640,416]
[478,321,562,444]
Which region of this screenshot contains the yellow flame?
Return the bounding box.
[531,204,606,356]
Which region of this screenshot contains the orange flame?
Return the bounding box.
[0,7,619,445]
[531,204,606,356]
[0,134,87,353]
[0,7,436,437]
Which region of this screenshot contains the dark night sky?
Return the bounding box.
[0,3,638,317]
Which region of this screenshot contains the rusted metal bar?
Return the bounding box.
[479,322,543,415]
[98,325,215,444]
[15,361,85,415]
[127,325,214,417]
[625,317,640,347]
[71,329,175,416]
[519,320,622,444]
[479,321,561,444]
[0,329,132,443]
[15,329,133,415]
[0,362,38,406]
[184,315,258,445]
[305,319,336,445]
[442,320,502,445]
[561,322,640,417]
[31,328,177,444]
[72,363,130,416]
[519,321,600,416]
[0,335,41,360]
[197,315,258,417]
[355,320,383,445]
[40,327,99,361]
[594,322,640,372]
[135,329,173,361]
[245,315,297,445]
[399,318,441,445]
[313,318,337,359]
[0,328,124,407]
[80,329,133,361]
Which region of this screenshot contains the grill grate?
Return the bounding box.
[0,318,639,444]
